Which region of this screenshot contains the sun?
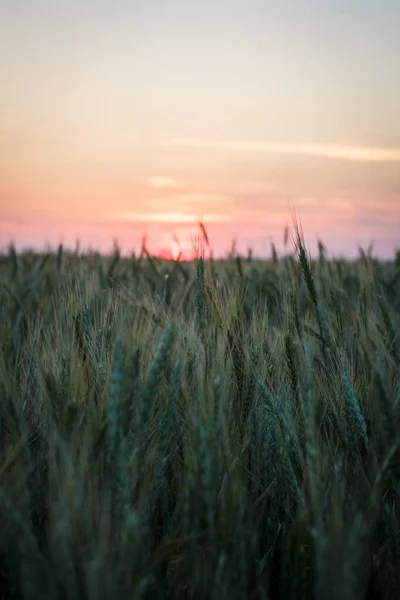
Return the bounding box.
[170,238,182,261]
[154,232,194,261]
[155,237,187,261]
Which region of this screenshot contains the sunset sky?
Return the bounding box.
[1,0,399,258]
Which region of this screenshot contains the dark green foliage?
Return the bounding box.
[0,241,399,599]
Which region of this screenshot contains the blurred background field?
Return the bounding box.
[0,224,399,600]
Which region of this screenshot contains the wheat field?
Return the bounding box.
[0,224,399,599]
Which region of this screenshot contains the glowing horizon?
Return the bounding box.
[1,1,399,259]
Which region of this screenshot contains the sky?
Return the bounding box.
[1,0,399,259]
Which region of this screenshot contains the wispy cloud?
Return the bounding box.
[163,138,400,163]
[147,176,177,187]
[147,192,233,211]
[115,211,228,224]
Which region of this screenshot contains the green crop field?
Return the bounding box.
[0,223,399,599]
